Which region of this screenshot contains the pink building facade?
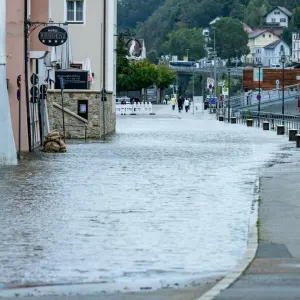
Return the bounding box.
[6,0,49,152]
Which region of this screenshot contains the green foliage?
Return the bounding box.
[214,18,249,62]
[244,0,271,26]
[118,0,165,30]
[230,0,247,21]
[155,64,176,89]
[116,37,175,93]
[162,28,206,60]
[281,27,292,46]
[147,50,159,64]
[292,7,300,30]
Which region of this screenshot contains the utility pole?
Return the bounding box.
[192,66,195,114]
[213,27,217,112]
[0,0,17,164]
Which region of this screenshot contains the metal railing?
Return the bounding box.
[222,110,300,133]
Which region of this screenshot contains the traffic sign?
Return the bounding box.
[257,94,261,101]
[40,84,48,100]
[17,75,21,101]
[30,73,39,85]
[30,86,39,103]
[207,77,214,89]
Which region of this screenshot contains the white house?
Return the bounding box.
[262,40,291,67]
[292,32,300,63]
[264,6,292,28]
[49,0,117,96]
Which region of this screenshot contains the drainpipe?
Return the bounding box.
[24,0,32,151]
[102,0,107,140]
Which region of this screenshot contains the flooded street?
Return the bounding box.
[0,107,285,294]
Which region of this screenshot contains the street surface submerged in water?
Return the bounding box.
[0,106,285,294]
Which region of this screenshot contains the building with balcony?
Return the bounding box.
[246,29,280,64]
[264,6,292,28]
[292,32,300,63]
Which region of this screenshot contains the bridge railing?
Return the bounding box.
[230,110,300,132]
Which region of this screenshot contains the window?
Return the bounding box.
[66,0,84,23]
[274,11,280,15]
[263,34,265,38]
[271,18,276,23]
[280,18,286,22]
[269,34,271,38]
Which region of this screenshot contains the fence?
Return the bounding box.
[116,102,153,115]
[221,110,300,133]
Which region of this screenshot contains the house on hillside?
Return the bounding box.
[246,29,280,64]
[264,6,292,28]
[292,32,300,63]
[260,40,291,67]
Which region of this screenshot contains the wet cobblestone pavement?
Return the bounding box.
[0,107,286,294]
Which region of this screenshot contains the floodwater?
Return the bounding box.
[0,107,285,293]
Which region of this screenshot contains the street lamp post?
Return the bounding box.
[186,48,189,61]
[192,66,195,114]
[257,64,262,127]
[228,69,231,122]
[280,50,286,124]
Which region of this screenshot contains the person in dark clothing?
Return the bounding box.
[178,96,184,112]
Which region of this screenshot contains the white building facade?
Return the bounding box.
[264,6,291,28]
[292,32,300,63]
[49,0,117,98]
[263,40,291,67]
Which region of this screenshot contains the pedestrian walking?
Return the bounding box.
[171,96,177,111]
[178,96,184,113]
[184,98,190,112]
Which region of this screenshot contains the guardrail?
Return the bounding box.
[170,66,243,76]
[225,110,300,132]
[116,102,153,115]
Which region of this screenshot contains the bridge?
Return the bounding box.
[170,66,244,77]
[228,83,300,115]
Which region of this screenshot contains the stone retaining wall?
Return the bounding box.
[47,90,116,139]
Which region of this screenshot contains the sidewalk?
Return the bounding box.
[214,145,300,300]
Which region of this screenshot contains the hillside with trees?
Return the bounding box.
[118,0,300,56]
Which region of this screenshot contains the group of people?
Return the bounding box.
[170,95,191,113]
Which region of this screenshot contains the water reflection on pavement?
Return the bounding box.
[0,108,284,293]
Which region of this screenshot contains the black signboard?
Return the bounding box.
[38,26,68,47]
[55,70,88,90]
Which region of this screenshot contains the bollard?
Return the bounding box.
[219,116,224,122]
[247,119,253,127]
[296,134,300,148]
[230,117,237,124]
[289,129,298,141]
[263,121,269,131]
[277,125,285,135]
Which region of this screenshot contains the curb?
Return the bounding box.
[196,201,258,300]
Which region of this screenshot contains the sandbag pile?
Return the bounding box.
[43,131,67,153]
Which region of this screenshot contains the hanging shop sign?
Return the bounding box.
[38,26,68,47]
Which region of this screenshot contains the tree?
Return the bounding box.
[147,50,159,64]
[230,0,247,21]
[281,27,292,46]
[244,0,270,26]
[162,28,206,60]
[118,0,165,30]
[155,64,176,99]
[214,18,250,63]
[292,7,300,30]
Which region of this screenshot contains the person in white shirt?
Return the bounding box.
[184,98,190,112]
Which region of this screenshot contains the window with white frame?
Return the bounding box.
[66,0,84,23]
[280,18,286,22]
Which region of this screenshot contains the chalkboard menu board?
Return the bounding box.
[55,70,88,90]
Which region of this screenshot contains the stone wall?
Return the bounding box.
[47,90,116,139]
